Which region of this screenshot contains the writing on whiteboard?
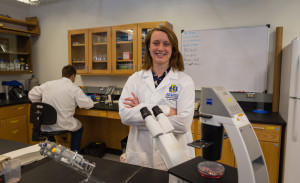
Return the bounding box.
[182,32,202,66]
[181,26,269,92]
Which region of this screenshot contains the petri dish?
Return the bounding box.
[197,161,225,178]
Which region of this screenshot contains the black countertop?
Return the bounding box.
[92,102,119,111]
[0,99,286,126]
[0,97,31,107]
[194,110,286,126]
[1,138,238,183]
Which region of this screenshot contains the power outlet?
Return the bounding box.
[246,93,255,98]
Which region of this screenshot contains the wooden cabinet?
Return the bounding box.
[192,119,282,183]
[68,21,172,75]
[111,25,137,75]
[0,104,28,143]
[137,21,173,71]
[252,123,281,183]
[0,16,39,74]
[68,27,112,75]
[74,109,129,151]
[0,32,33,74]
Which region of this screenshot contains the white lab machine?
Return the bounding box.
[199,86,269,183]
[140,106,189,183]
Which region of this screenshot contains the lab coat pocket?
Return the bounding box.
[125,151,149,167]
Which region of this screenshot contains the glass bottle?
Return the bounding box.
[20,58,25,71]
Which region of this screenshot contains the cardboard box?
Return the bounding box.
[123,52,132,60]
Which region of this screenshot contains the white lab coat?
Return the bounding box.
[119,69,195,170]
[29,77,94,132]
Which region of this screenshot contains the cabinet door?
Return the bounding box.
[260,141,280,183]
[218,138,235,167]
[2,115,27,143]
[111,25,137,74]
[137,22,173,71]
[0,31,33,74]
[88,27,112,74]
[68,29,89,74]
[0,120,11,139]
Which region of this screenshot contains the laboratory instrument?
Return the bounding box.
[140,106,189,169]
[140,106,189,183]
[39,140,103,183]
[198,86,269,183]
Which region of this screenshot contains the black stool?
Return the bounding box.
[30,102,70,142]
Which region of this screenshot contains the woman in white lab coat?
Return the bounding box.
[119,26,195,170]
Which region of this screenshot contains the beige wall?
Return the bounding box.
[1,0,300,93]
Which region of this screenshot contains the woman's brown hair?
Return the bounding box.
[142,26,184,71]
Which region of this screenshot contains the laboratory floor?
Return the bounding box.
[102,153,120,162]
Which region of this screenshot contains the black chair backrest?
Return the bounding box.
[30,102,57,125]
[30,102,57,141]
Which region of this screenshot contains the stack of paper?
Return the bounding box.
[2,144,45,166]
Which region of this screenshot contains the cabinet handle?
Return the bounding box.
[89,65,91,72]
[10,120,19,124]
[138,65,140,71]
[134,64,136,72]
[253,127,265,130]
[11,130,19,135]
[91,111,99,115]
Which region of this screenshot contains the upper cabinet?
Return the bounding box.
[68,21,172,75]
[0,16,39,74]
[137,22,173,71]
[112,25,137,75]
[68,27,112,75]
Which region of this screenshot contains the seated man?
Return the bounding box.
[29,65,93,153]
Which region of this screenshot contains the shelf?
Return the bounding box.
[0,51,30,55]
[0,16,40,36]
[72,44,85,47]
[116,41,133,44]
[0,16,37,26]
[0,70,32,74]
[93,43,107,45]
[117,59,133,62]
[72,61,85,63]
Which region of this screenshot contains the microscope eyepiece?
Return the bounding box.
[152,105,163,117]
[140,107,152,119]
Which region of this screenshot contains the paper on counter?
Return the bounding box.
[2,144,45,166]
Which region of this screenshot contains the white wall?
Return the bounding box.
[1,0,300,93]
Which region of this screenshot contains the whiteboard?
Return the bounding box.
[182,25,269,92]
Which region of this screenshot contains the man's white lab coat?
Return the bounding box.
[29,77,93,132]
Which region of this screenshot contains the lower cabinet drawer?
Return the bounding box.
[1,104,27,119]
[251,123,282,143]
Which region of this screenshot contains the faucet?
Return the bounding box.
[105,86,116,105]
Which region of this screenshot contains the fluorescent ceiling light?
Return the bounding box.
[17,0,40,5]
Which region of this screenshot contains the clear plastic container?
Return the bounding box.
[197,161,225,178]
[14,59,20,70]
[2,159,21,183]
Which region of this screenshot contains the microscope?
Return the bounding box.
[195,86,269,183]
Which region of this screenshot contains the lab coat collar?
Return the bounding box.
[142,69,178,92]
[62,77,72,83]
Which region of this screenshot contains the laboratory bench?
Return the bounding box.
[0,138,238,183]
[0,98,286,183]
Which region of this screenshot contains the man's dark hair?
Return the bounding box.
[62,65,76,78]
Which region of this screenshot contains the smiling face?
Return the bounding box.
[149,31,172,69]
